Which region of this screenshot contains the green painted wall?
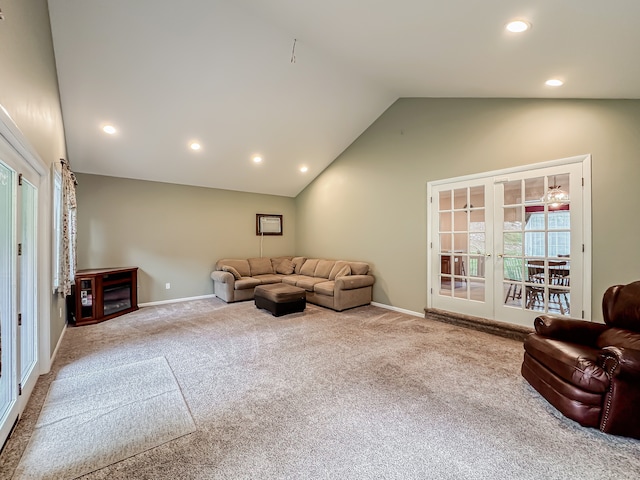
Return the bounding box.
[295,98,640,320]
[0,0,67,356]
[75,174,296,303]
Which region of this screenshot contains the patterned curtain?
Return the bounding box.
[60,162,77,296]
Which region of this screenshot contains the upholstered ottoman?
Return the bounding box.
[254,284,306,317]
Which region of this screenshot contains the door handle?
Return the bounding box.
[497,254,504,258]
[486,253,492,257]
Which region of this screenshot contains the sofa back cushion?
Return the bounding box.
[299,259,319,276]
[596,328,640,350]
[347,261,370,276]
[292,257,307,274]
[217,259,250,277]
[221,265,242,279]
[248,257,274,276]
[334,264,351,278]
[314,260,336,279]
[270,256,292,272]
[275,258,295,275]
[329,261,349,280]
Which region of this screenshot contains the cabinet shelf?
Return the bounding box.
[68,267,138,326]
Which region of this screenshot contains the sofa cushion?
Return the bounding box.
[217,259,250,277]
[597,328,640,350]
[282,275,302,286]
[253,274,283,285]
[347,261,370,275]
[299,259,320,276]
[314,260,335,279]
[335,264,351,278]
[296,276,328,292]
[292,257,306,274]
[234,277,261,290]
[523,334,610,393]
[314,281,335,296]
[329,261,348,280]
[275,258,295,275]
[221,265,241,280]
[270,256,292,271]
[248,257,273,276]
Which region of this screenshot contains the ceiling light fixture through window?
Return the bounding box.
[300,166,308,173]
[253,156,263,163]
[102,125,117,134]
[545,79,564,87]
[190,142,201,151]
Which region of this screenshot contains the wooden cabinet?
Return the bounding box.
[69,267,138,326]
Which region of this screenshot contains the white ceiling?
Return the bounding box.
[47,0,640,197]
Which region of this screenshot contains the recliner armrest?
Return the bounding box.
[600,346,640,380]
[534,314,609,345]
[335,275,374,291]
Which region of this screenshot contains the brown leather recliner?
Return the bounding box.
[522,281,640,439]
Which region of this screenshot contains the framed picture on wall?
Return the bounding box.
[256,214,283,236]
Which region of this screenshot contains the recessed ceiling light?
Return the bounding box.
[253,156,263,163]
[102,125,117,134]
[506,20,531,33]
[545,79,564,87]
[190,142,201,151]
[300,166,308,173]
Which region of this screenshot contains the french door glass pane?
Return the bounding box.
[525,177,544,202]
[439,190,452,210]
[504,180,522,205]
[469,186,485,207]
[453,211,467,231]
[503,206,522,229]
[469,209,485,230]
[453,188,467,209]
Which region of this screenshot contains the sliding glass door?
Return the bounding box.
[0,161,18,443]
[0,146,39,447]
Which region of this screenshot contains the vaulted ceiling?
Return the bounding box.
[48,1,640,197]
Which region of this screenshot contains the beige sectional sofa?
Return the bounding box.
[210,256,374,311]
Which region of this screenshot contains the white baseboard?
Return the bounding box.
[44,323,67,374]
[139,294,217,307]
[371,302,424,318]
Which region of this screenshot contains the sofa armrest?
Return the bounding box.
[335,275,374,291]
[534,314,609,345]
[600,346,640,380]
[211,271,234,284]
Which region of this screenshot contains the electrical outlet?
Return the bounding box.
[165,283,171,289]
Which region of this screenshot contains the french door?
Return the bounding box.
[429,157,588,328]
[0,142,39,447]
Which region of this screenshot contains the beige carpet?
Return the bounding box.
[2,299,640,479]
[12,357,195,479]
